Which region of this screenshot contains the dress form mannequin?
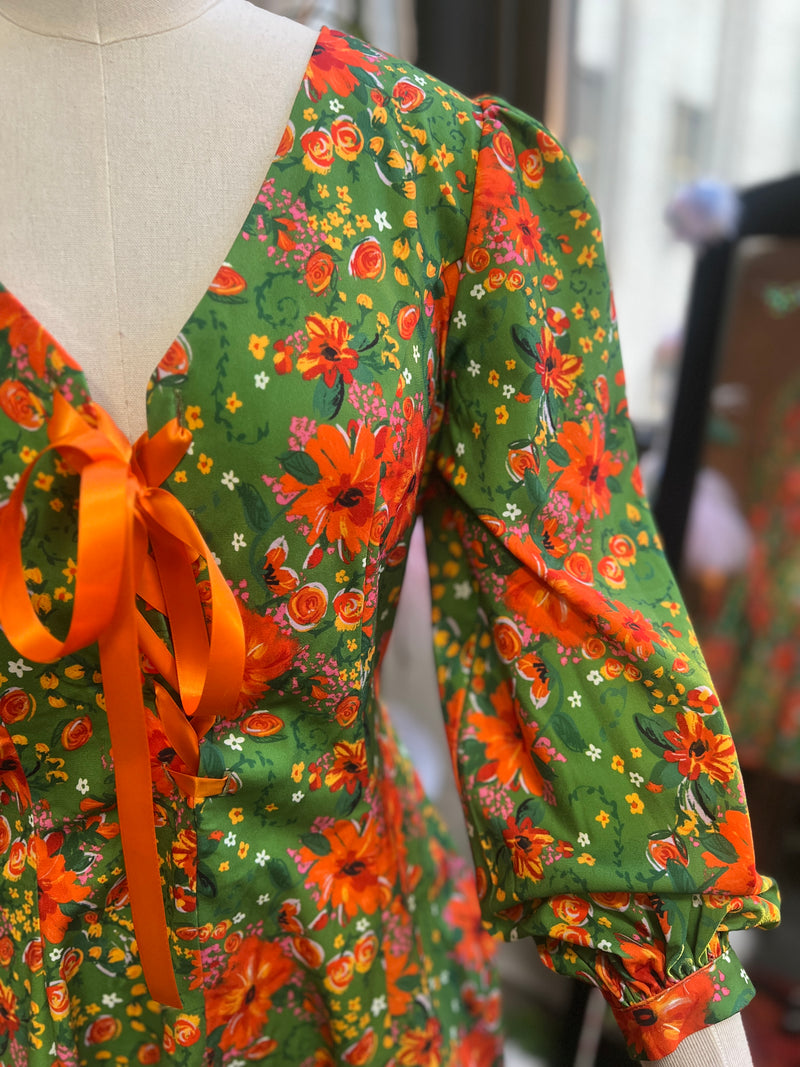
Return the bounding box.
[0,0,317,440]
[0,4,757,1064]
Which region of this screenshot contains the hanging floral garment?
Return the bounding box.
[0,27,779,1067]
[702,375,800,780]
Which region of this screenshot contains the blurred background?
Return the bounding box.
[257,3,800,1063]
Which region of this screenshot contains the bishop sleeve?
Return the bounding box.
[420,98,780,1062]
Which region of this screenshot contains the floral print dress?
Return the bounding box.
[0,26,780,1067]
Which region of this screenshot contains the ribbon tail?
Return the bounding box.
[99,560,182,1010]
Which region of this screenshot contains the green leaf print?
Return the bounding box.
[280,450,321,485]
[237,482,271,532]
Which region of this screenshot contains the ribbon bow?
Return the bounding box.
[0,392,245,1007]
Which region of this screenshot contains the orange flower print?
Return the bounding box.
[501,817,554,881]
[342,1027,378,1066]
[503,565,594,648]
[208,263,246,297]
[297,315,361,387]
[603,601,666,660]
[298,817,391,920]
[518,146,545,188]
[0,291,77,377]
[262,536,299,596]
[382,409,427,547]
[333,588,364,630]
[324,740,368,794]
[701,810,757,893]
[205,936,293,1051]
[281,423,380,557]
[0,380,45,431]
[0,726,31,810]
[305,249,336,295]
[469,680,548,795]
[156,337,190,378]
[301,128,335,175]
[287,582,329,631]
[275,120,295,159]
[535,327,582,398]
[443,874,496,972]
[549,417,623,517]
[392,78,426,112]
[304,31,379,100]
[396,1018,442,1067]
[28,833,91,944]
[0,979,19,1036]
[349,238,386,281]
[331,118,364,161]
[613,964,715,1059]
[504,198,543,263]
[385,947,419,1017]
[236,604,298,714]
[663,711,737,783]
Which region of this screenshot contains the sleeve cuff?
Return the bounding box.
[607,951,755,1060]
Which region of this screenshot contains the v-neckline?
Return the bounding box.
[0,25,331,436]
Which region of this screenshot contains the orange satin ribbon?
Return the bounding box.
[0,392,245,1007]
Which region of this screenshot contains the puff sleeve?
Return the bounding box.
[420,99,780,1062]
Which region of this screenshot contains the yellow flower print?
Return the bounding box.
[579,337,593,354]
[303,107,318,121]
[185,404,204,429]
[335,570,349,584]
[630,747,642,759]
[336,185,351,202]
[229,808,244,825]
[571,303,584,319]
[291,762,305,783]
[62,558,77,583]
[226,393,243,414]
[219,861,229,872]
[570,209,590,228]
[174,470,187,483]
[23,567,43,584]
[356,214,371,230]
[454,465,467,486]
[439,182,455,206]
[472,422,481,438]
[577,853,596,866]
[197,455,213,475]
[34,472,54,492]
[487,370,500,387]
[19,446,38,464]
[495,405,509,425]
[611,755,625,773]
[595,810,610,828]
[248,335,269,361]
[625,793,644,814]
[237,842,249,860]
[53,587,73,602]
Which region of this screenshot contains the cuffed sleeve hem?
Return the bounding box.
[609,953,755,1061]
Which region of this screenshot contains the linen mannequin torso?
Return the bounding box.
[0,0,316,441]
[0,6,759,1066]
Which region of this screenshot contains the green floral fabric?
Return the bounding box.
[0,26,779,1066]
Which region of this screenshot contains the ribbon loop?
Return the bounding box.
[0,393,246,1008]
